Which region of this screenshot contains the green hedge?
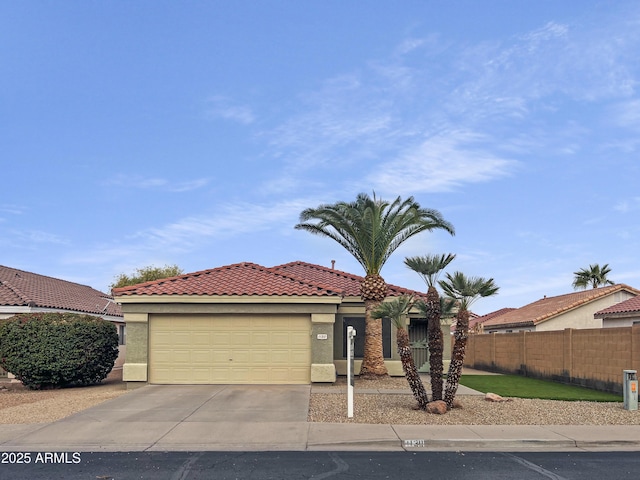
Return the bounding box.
[0,312,119,390]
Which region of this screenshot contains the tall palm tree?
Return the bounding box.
[296,192,455,378]
[572,263,615,290]
[439,272,499,409]
[405,254,456,401]
[372,296,429,409]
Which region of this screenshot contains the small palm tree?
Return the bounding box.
[572,264,615,290]
[405,253,456,401]
[439,272,499,409]
[296,192,454,378]
[372,296,429,410]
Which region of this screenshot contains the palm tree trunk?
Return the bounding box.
[359,298,389,378]
[359,274,389,378]
[443,309,469,409]
[396,326,429,409]
[426,286,444,401]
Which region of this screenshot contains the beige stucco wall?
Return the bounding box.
[122,313,148,385]
[311,313,337,382]
[603,315,640,328]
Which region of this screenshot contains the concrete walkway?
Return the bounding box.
[1,381,639,452]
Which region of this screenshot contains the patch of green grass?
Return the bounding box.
[459,375,622,402]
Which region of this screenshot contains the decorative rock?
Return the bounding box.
[426,400,448,414]
[485,392,512,402]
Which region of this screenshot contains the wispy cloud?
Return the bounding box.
[105,175,210,192]
[0,204,25,215]
[365,130,516,194]
[611,100,640,130]
[206,95,255,125]
[615,197,640,213]
[140,198,312,247]
[64,197,317,266]
[256,11,640,198]
[0,229,69,247]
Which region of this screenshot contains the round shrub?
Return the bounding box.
[0,312,119,390]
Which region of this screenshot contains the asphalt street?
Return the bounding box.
[1,451,639,480]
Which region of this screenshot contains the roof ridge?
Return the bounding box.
[265,262,345,296]
[272,261,364,281]
[112,262,266,293]
[0,264,95,290]
[271,261,425,298]
[265,264,345,296]
[112,262,346,297]
[0,279,33,305]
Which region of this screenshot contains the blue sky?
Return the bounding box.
[2,1,639,315]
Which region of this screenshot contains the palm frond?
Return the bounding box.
[439,271,499,311]
[572,263,615,290]
[404,253,456,288]
[371,295,413,329]
[295,192,454,276]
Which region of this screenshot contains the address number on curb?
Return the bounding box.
[403,439,426,447]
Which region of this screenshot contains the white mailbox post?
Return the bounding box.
[346,326,356,418]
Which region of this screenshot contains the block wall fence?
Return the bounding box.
[464,324,640,394]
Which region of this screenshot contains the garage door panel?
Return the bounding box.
[193,333,212,345]
[173,350,191,363]
[270,350,292,363]
[232,332,251,345]
[252,332,270,345]
[251,350,269,363]
[212,350,230,362]
[212,333,231,345]
[150,314,311,384]
[173,333,191,346]
[191,369,212,382]
[192,350,212,364]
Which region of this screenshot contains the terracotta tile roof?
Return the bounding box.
[594,295,640,317]
[469,307,515,330]
[271,261,425,298]
[112,262,344,297]
[482,284,640,330]
[0,265,122,318]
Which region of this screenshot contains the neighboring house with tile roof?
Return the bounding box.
[0,265,122,322]
[113,261,449,386]
[594,296,640,328]
[482,284,640,334]
[0,265,125,377]
[470,308,516,334]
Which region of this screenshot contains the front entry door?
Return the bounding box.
[409,320,429,372]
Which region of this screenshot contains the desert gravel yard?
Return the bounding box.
[0,369,128,424]
[308,376,640,426]
[1,371,638,426]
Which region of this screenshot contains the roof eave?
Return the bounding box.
[114,294,343,305]
[484,320,535,331]
[595,311,640,319]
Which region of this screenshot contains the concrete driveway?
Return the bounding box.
[1,384,312,451]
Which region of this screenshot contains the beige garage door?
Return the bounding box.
[149,314,311,384]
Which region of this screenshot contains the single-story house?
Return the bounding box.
[0,265,125,377]
[469,308,515,334]
[113,261,452,386]
[594,296,640,327]
[482,284,640,334]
